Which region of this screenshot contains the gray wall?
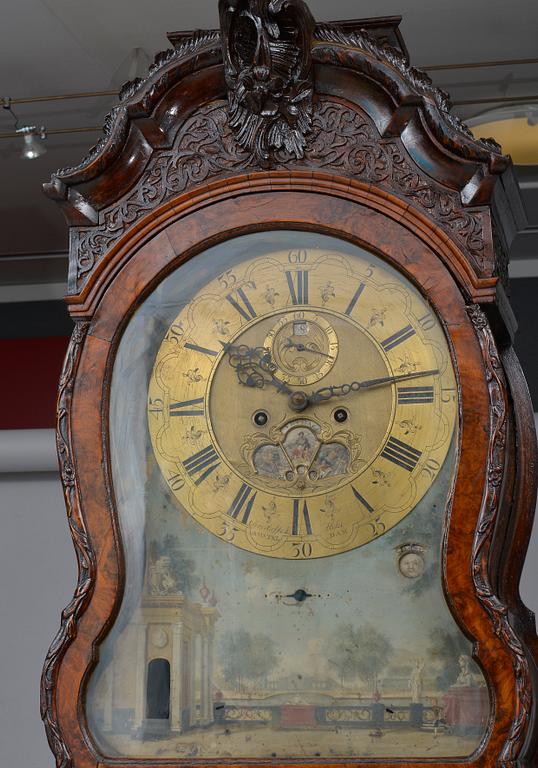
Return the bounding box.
[0,427,537,768]
[0,469,75,768]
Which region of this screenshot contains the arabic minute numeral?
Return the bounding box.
[218,522,238,542]
[421,457,441,480]
[148,398,164,416]
[288,249,307,264]
[293,542,313,559]
[218,270,237,289]
[418,312,436,331]
[168,472,186,491]
[368,519,386,539]
[166,323,185,344]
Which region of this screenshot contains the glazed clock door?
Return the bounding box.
[86,231,490,760]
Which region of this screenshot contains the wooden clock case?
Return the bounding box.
[41,2,538,766]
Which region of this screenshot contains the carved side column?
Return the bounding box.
[133,625,148,731]
[170,622,183,732]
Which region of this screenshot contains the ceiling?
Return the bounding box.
[1,0,537,261]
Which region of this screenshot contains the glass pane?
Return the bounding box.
[87,231,489,760]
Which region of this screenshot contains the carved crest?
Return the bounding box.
[218,0,315,162]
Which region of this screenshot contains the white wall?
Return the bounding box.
[0,428,537,768]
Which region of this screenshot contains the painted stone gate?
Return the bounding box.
[97,561,219,737]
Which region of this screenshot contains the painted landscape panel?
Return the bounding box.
[86,234,490,759]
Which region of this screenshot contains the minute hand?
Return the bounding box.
[310,369,439,403]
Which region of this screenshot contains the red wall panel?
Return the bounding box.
[0,337,69,429]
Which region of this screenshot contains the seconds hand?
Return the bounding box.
[283,339,334,359]
[309,368,440,404]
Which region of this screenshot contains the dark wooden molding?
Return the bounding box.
[43,31,222,200]
[312,25,505,165]
[466,305,534,763]
[168,15,409,59]
[43,187,538,766]
[68,98,495,296]
[498,345,538,762]
[218,0,315,163]
[43,11,517,301]
[40,320,94,768]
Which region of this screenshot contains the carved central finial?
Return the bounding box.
[219,0,315,163]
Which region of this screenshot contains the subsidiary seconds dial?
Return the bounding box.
[148,242,457,559]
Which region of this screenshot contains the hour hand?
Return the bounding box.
[222,342,292,395]
[236,362,292,395]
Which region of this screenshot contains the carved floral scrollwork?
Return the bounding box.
[73,99,487,292]
[294,103,487,268]
[219,0,315,163]
[51,31,221,183]
[40,321,95,768]
[467,305,532,763]
[314,24,504,160]
[73,105,251,286]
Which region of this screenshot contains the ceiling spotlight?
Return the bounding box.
[16,125,47,160]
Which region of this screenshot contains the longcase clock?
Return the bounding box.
[42,2,538,767]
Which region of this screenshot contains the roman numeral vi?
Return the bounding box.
[292,500,312,536]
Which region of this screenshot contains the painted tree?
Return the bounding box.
[220,629,279,692]
[428,625,471,689]
[328,623,393,693]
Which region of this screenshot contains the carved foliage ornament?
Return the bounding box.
[466,305,532,762]
[72,100,487,291]
[218,0,315,162]
[40,321,93,768]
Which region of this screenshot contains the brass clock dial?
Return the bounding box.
[148,244,457,559]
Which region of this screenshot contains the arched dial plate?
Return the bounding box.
[148,246,457,559]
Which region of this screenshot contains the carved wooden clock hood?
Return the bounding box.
[42,2,538,767]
